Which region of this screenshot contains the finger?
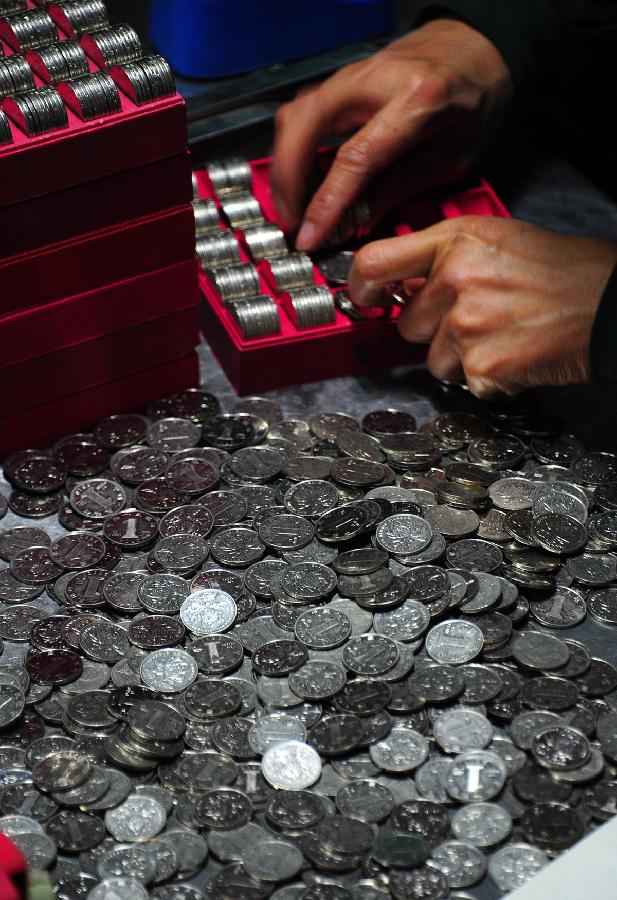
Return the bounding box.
[426,315,465,382]
[271,83,370,230]
[395,282,457,343]
[348,220,455,306]
[296,98,442,251]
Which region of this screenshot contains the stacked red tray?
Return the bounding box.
[196,155,509,394]
[0,2,200,457]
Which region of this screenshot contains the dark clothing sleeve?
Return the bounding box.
[409,0,617,384]
[590,266,617,384]
[412,0,564,95]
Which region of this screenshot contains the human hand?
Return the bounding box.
[271,19,512,251]
[348,216,617,398]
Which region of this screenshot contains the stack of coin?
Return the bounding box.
[242,222,288,261]
[0,109,12,144]
[196,231,240,268]
[5,85,68,136]
[58,71,121,120]
[323,197,372,248]
[81,22,142,69]
[220,191,264,229]
[0,54,35,99]
[193,198,222,237]
[207,156,252,196]
[53,0,109,38]
[335,288,366,321]
[2,8,57,50]
[110,55,175,106]
[29,39,90,84]
[208,262,261,303]
[229,295,281,339]
[0,0,25,16]
[287,285,336,329]
[106,697,186,771]
[268,251,315,292]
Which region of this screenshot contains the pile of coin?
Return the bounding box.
[196,232,241,269]
[193,199,223,238]
[2,8,58,51]
[206,157,253,197]
[2,392,617,897]
[82,22,143,69]
[6,84,68,136]
[55,0,109,39]
[287,286,337,329]
[334,289,367,322]
[0,0,24,18]
[209,263,261,304]
[0,54,35,100]
[58,71,121,120]
[220,192,265,230]
[110,55,176,107]
[31,40,90,85]
[0,108,11,144]
[241,223,288,262]
[267,253,316,293]
[229,295,281,339]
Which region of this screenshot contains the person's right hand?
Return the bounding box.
[271,18,513,251]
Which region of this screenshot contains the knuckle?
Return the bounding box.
[408,68,450,107]
[335,139,373,175]
[448,302,480,336]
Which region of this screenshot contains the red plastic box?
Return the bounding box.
[197,156,510,393]
[0,151,193,261]
[0,204,196,317]
[0,352,200,458]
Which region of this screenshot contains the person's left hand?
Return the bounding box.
[348,216,617,398]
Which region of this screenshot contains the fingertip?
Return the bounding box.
[295,221,318,251]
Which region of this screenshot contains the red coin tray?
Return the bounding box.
[0,352,200,458]
[0,257,200,372]
[0,307,199,417]
[0,204,196,318]
[196,155,510,394]
[0,151,192,261]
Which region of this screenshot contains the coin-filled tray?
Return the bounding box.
[0,1,200,454]
[0,7,188,205]
[196,155,509,393]
[0,204,196,317]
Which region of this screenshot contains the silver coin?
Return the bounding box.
[433,708,493,753]
[261,740,322,790]
[139,649,198,693]
[180,589,237,635]
[444,750,507,802]
[430,840,487,888]
[488,842,549,891]
[451,802,512,847]
[369,727,429,773]
[104,794,166,841]
[425,620,483,665]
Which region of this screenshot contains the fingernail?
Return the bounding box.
[296,221,316,251]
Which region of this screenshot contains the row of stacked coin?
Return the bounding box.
[193,158,339,339]
[0,6,176,142]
